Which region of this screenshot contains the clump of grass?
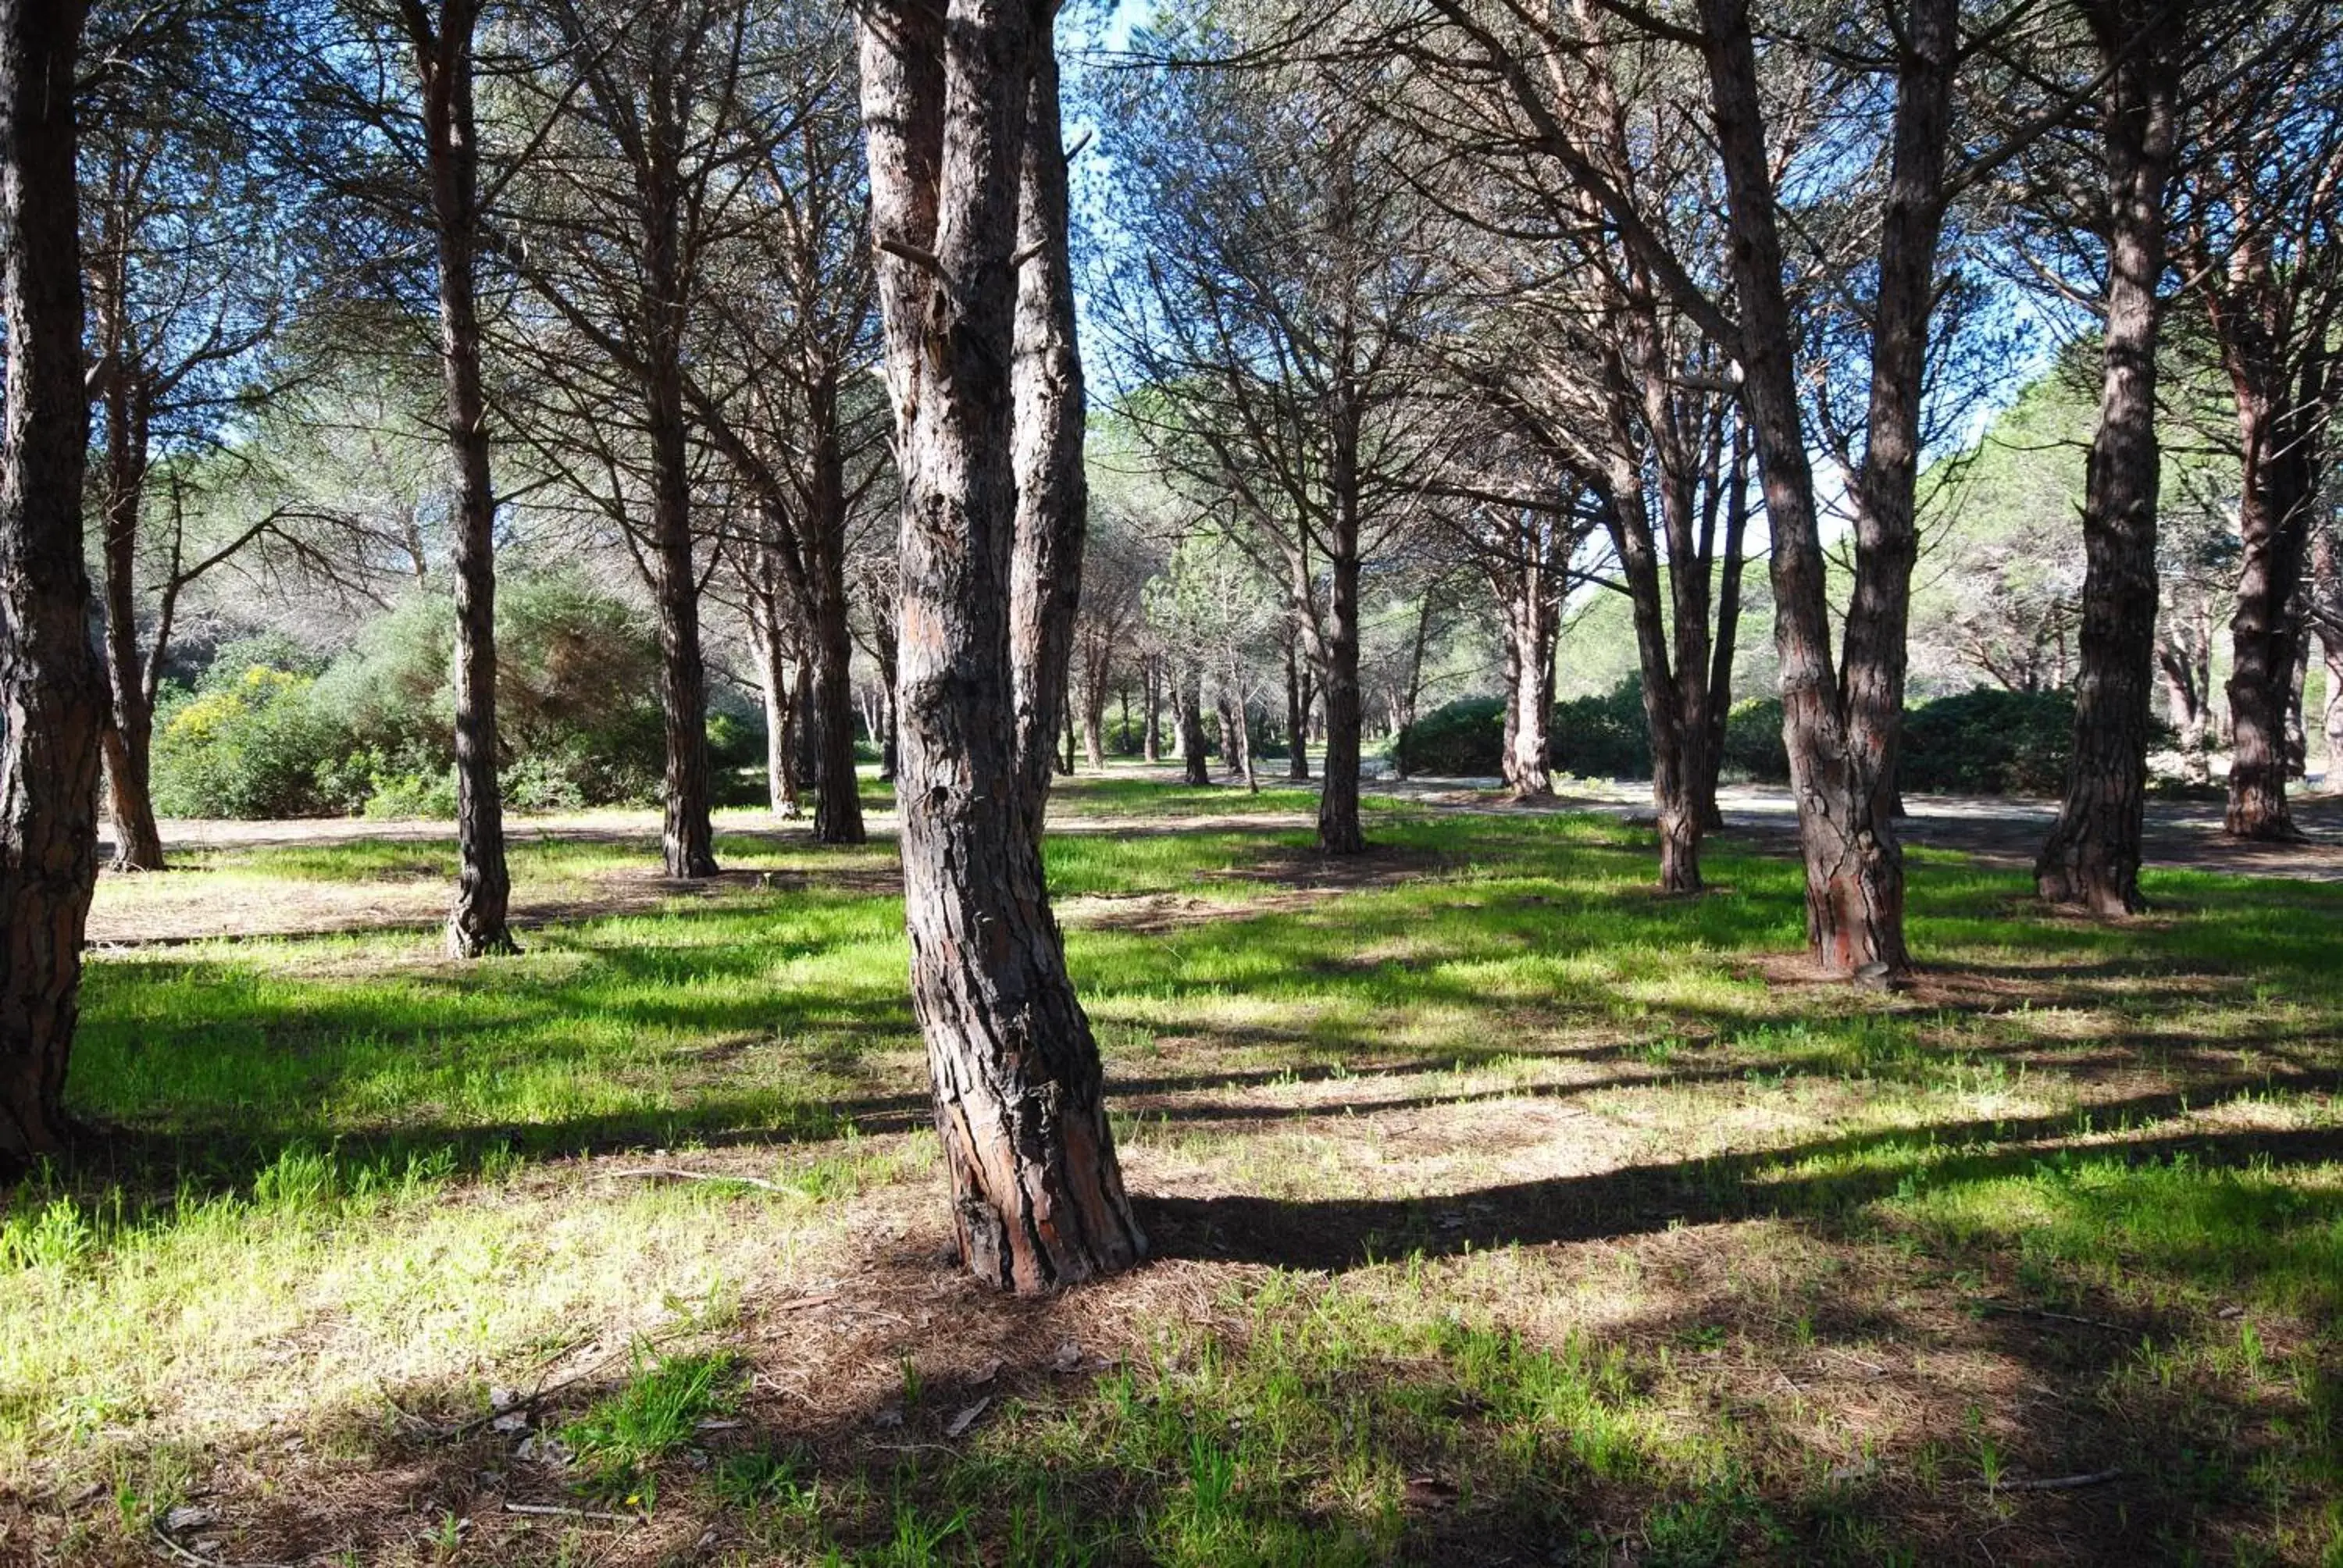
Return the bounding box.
[559,1344,738,1502]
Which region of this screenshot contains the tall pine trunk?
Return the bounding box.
[1699,0,1955,975]
[798,376,866,846]
[94,301,165,871]
[1,0,108,1174]
[1500,552,1557,800]
[1007,29,1087,838]
[860,0,1142,1293]
[2038,0,2177,913]
[1284,635,1310,779]
[411,0,515,957]
[1314,510,1365,855]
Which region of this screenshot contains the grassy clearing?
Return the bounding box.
[4,775,2341,1564]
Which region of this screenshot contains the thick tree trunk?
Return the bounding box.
[404,0,515,957]
[1699,0,1953,975]
[1502,558,1556,800]
[1,0,107,1175]
[1315,534,1365,855]
[1081,679,1107,768]
[650,443,717,878]
[859,0,1141,1294]
[1179,669,1210,784]
[2038,5,2176,914]
[2223,397,2318,839]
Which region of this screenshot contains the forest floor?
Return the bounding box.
[7,768,2343,1566]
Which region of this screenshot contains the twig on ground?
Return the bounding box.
[147,1524,289,1568]
[1976,1301,2128,1335]
[503,1502,641,1523]
[1978,1467,2124,1492]
[600,1166,788,1194]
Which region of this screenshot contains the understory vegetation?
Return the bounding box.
[5,774,2339,1565]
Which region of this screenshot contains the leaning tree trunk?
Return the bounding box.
[1602,470,1703,893]
[1,0,108,1174]
[96,351,165,871]
[2038,3,2176,914]
[1694,433,1750,832]
[1179,668,1211,784]
[859,0,1142,1294]
[414,0,515,957]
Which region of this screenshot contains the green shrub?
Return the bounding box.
[1899,686,2075,794]
[161,576,706,819]
[1393,697,1503,775]
[150,666,355,818]
[1550,682,1653,778]
[1718,698,1789,784]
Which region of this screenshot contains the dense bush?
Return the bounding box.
[1550,682,1653,778]
[151,665,355,818]
[152,576,757,818]
[1718,698,1789,784]
[1393,697,1503,775]
[1898,687,2075,794]
[1389,685,2074,795]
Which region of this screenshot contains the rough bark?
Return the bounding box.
[2037,0,2177,914]
[1007,30,1087,839]
[2222,401,2316,839]
[95,358,163,871]
[1,0,107,1174]
[1314,514,1365,855]
[1179,668,1211,784]
[405,0,516,956]
[1498,544,1558,800]
[859,0,1142,1294]
[1699,0,1955,975]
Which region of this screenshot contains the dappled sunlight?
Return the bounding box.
[9,800,2343,1562]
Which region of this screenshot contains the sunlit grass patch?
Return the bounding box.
[12,782,2343,1563]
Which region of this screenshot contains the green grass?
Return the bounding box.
[6,776,2343,1564]
[561,1346,740,1500]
